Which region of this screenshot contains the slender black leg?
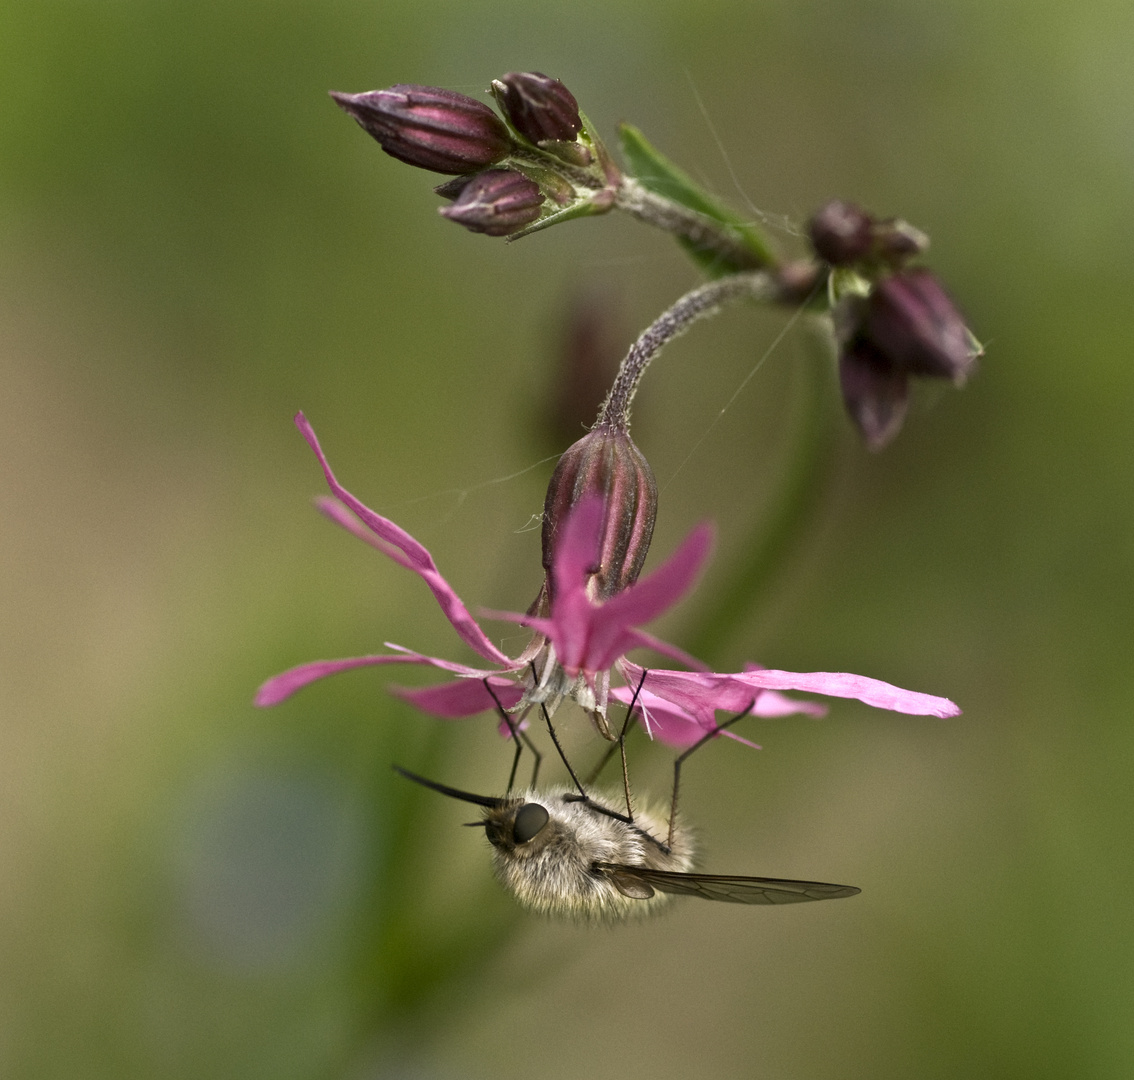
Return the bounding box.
[616,668,649,819]
[538,699,588,800]
[530,664,635,825]
[523,727,543,789]
[585,721,633,786]
[586,668,649,786]
[667,699,756,849]
[483,680,542,796]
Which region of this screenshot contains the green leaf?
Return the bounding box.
[618,122,777,274]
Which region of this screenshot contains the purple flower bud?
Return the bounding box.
[542,427,657,602]
[491,72,582,144]
[839,337,910,451]
[330,85,512,175]
[809,199,875,266]
[437,169,543,236]
[866,269,979,383]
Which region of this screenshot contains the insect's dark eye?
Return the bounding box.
[512,803,550,844]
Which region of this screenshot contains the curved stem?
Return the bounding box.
[684,319,840,663]
[597,272,786,433]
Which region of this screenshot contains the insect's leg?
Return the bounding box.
[616,668,649,820]
[667,699,756,850]
[584,723,632,786]
[537,699,589,801]
[521,726,543,789]
[484,679,526,796]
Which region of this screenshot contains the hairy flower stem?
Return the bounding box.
[614,178,776,269]
[597,271,790,432]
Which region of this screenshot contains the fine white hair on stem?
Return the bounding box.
[596,272,785,432]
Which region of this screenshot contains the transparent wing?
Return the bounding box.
[593,862,860,905]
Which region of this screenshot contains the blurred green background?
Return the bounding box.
[3,1,1133,1077]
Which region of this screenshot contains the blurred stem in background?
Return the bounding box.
[685,322,839,664]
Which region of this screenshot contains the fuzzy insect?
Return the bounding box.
[394,766,860,920]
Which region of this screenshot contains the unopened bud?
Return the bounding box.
[865,269,979,383]
[330,85,512,175]
[437,169,544,235]
[872,217,930,263]
[809,199,874,266]
[492,72,582,145]
[542,427,657,601]
[839,337,910,451]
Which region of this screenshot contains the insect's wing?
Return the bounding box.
[594,863,860,905]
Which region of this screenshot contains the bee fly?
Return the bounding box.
[393,765,861,920]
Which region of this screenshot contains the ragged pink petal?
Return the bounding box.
[608,685,761,749]
[256,644,507,707]
[315,496,414,566]
[742,662,827,718]
[621,662,959,719]
[255,654,414,706]
[599,522,714,630]
[391,675,525,719]
[508,514,714,678]
[580,524,713,672]
[734,668,959,716]
[631,630,711,673]
[294,412,514,667]
[751,689,827,718]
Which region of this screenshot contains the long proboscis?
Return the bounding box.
[392,764,509,809]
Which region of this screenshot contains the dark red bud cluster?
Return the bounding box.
[838,334,911,452]
[492,72,583,144]
[837,270,981,450]
[808,199,929,268]
[330,85,512,175]
[541,427,657,602]
[331,73,594,239]
[865,270,977,381]
[438,169,544,235]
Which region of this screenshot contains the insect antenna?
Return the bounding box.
[483,678,542,794]
[667,699,756,849]
[392,764,509,808]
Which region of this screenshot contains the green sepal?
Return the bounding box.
[505,189,615,241]
[618,122,777,275]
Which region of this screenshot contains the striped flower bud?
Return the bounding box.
[541,427,657,602]
[865,269,979,383]
[438,169,544,236]
[330,84,513,175]
[492,71,582,144]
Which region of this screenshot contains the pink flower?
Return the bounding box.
[255,413,961,747]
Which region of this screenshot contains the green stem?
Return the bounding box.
[684,319,840,664]
[614,177,774,271]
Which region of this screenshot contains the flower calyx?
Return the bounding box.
[540,425,658,607]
